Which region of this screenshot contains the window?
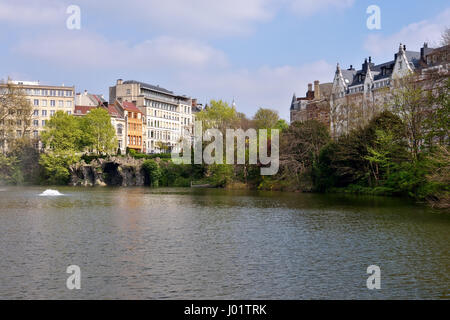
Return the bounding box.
[58,100,64,107]
[67,111,71,115]
[34,99,39,106]
[126,89,131,95]
[66,101,72,107]
[50,110,55,116]
[34,89,41,95]
[42,110,47,116]
[33,130,38,138]
[33,120,39,126]
[42,90,48,96]
[50,100,55,106]
[41,100,47,107]
[42,120,46,126]
[33,110,39,116]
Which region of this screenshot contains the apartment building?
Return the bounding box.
[75,90,107,107]
[118,101,144,153]
[106,103,126,154]
[329,43,449,137]
[290,81,332,127]
[0,80,75,149]
[290,43,449,138]
[109,79,193,153]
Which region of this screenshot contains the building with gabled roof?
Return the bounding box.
[329,43,449,137]
[75,90,107,107]
[290,42,449,138]
[113,100,145,153]
[290,81,332,127]
[106,103,126,154]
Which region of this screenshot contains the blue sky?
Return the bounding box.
[1,0,449,120]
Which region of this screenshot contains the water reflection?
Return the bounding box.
[0,187,448,299]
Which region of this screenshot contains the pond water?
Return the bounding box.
[0,186,448,299]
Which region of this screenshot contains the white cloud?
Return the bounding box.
[80,0,355,35]
[3,0,347,120]
[13,32,229,70]
[0,0,65,25]
[0,0,355,36]
[364,8,450,58]
[177,60,334,120]
[79,0,274,36]
[12,28,334,120]
[289,0,355,16]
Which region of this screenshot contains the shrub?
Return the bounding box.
[39,151,80,185]
[142,159,162,187]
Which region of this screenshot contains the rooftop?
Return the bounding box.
[123,80,174,95]
[122,101,141,113]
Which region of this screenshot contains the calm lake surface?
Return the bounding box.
[0,186,449,299]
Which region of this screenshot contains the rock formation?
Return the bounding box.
[69,156,148,187]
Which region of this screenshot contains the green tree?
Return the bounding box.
[389,74,431,159]
[40,111,84,185]
[81,108,117,155]
[425,146,450,209]
[8,137,40,184]
[316,111,408,190]
[424,76,450,147]
[0,80,33,153]
[142,159,162,187]
[364,130,397,185]
[275,119,289,132]
[155,141,170,153]
[207,164,234,187]
[39,150,80,185]
[280,120,331,190]
[0,153,21,185]
[41,111,83,152]
[196,100,240,132]
[253,108,279,130]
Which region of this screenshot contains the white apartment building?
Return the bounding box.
[109,79,193,153]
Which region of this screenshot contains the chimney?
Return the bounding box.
[314,80,320,100]
[117,79,123,85]
[308,83,313,92]
[421,43,428,61]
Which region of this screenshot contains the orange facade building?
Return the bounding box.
[122,101,144,152]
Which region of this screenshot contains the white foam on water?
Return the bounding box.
[39,189,64,196]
